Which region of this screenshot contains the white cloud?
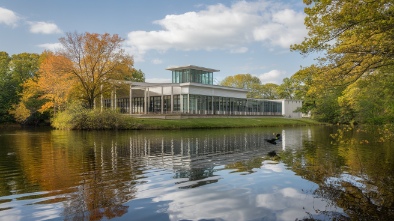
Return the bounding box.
[28,21,62,34]
[37,43,63,51]
[258,69,285,84]
[0,7,20,27]
[253,9,307,48]
[126,1,306,58]
[151,59,163,64]
[230,47,248,54]
[256,187,336,220]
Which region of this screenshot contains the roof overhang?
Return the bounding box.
[166,65,220,72]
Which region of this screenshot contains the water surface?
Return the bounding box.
[0,126,393,220]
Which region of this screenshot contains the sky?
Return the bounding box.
[0,0,316,84]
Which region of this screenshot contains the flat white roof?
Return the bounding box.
[166,65,219,72]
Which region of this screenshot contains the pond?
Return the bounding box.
[0,125,393,221]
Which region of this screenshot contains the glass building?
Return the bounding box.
[170,65,216,85]
[102,65,301,117]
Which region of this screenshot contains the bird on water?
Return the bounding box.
[264,134,281,145]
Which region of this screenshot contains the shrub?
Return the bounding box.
[52,102,136,130]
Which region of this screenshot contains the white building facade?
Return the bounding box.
[103,65,301,118]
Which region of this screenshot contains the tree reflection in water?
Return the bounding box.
[281,125,394,220]
[2,126,394,220]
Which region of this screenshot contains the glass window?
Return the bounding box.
[173,95,180,112]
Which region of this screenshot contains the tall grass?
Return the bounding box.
[52,106,321,130]
[52,104,138,130]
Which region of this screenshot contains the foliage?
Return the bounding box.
[58,32,134,108]
[277,77,296,99]
[34,51,76,113]
[220,74,261,98]
[9,53,40,86]
[220,73,261,89]
[52,102,136,130]
[258,83,279,99]
[125,68,145,82]
[312,88,343,124]
[8,52,76,124]
[338,69,394,124]
[291,1,394,124]
[292,0,394,86]
[0,52,13,122]
[0,52,40,123]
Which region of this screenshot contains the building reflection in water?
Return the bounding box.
[122,129,304,171]
[0,127,317,221]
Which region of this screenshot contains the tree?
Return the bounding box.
[35,52,76,113]
[10,52,77,124]
[277,77,296,99]
[8,82,46,124]
[220,74,261,98]
[290,65,318,114]
[125,69,145,82]
[0,52,12,122]
[291,1,394,123]
[291,0,394,86]
[258,83,279,99]
[291,65,346,123]
[0,52,40,123]
[58,32,134,108]
[9,53,40,85]
[338,68,394,124]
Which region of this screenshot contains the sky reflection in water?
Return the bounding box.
[2,126,389,220]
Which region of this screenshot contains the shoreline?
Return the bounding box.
[1,117,324,130]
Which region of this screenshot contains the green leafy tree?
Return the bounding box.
[313,88,343,124]
[220,74,261,98]
[291,1,394,123]
[291,0,394,86]
[291,65,345,123]
[10,53,40,85]
[0,52,40,123]
[258,83,279,99]
[277,77,296,99]
[339,68,394,124]
[0,52,12,122]
[291,65,318,114]
[125,69,145,82]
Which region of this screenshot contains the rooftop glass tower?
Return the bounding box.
[167,65,219,85]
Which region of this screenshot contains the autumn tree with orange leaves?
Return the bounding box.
[10,52,76,123]
[58,32,134,109]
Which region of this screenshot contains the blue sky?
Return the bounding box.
[0,0,316,84]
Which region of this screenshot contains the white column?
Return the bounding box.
[129,84,133,114]
[144,87,147,114]
[147,87,150,114]
[211,96,214,115]
[180,94,183,113]
[187,94,190,113]
[161,86,164,114]
[170,86,174,113]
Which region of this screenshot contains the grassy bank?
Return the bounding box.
[2,117,322,130]
[50,107,323,130]
[125,117,322,130]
